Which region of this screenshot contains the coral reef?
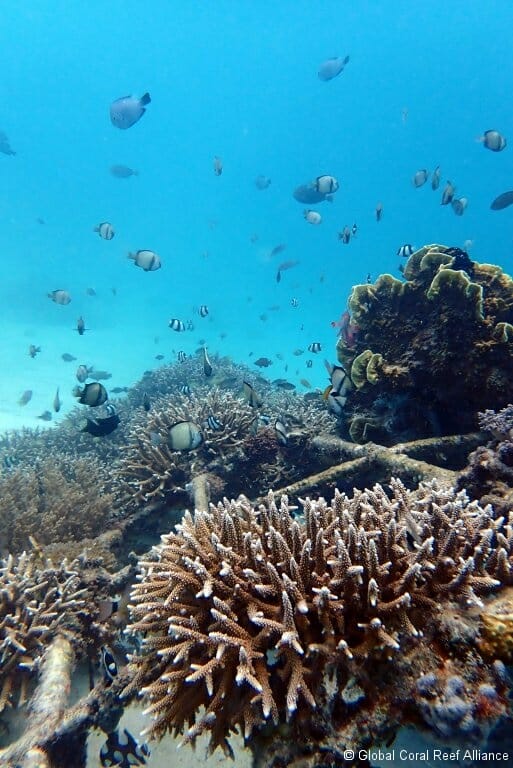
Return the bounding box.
[120,386,338,503]
[457,404,513,515]
[337,245,513,443]
[0,455,118,555]
[0,550,87,712]
[123,479,513,763]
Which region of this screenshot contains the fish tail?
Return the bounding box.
[127,251,135,261]
[140,92,151,105]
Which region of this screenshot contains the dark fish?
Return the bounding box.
[18,390,32,406]
[53,388,61,412]
[338,226,351,244]
[293,184,333,205]
[441,181,455,205]
[431,166,441,190]
[167,421,203,451]
[94,222,115,240]
[89,370,111,380]
[110,386,129,394]
[81,411,120,436]
[375,202,383,222]
[254,357,273,368]
[351,223,358,236]
[213,156,223,176]
[205,415,223,431]
[255,174,271,190]
[38,410,52,421]
[270,243,286,257]
[490,191,513,211]
[397,244,415,258]
[306,359,313,368]
[274,418,288,445]
[110,92,151,129]
[100,646,118,682]
[76,364,90,382]
[0,131,15,156]
[110,164,139,178]
[62,353,77,362]
[278,259,299,272]
[100,728,150,768]
[451,197,468,216]
[155,354,164,360]
[203,347,213,377]
[318,55,350,81]
[308,342,322,353]
[272,379,296,391]
[169,318,186,332]
[243,381,263,408]
[28,344,41,358]
[76,316,86,335]
[73,382,108,407]
[86,287,97,296]
[48,289,71,305]
[142,392,151,412]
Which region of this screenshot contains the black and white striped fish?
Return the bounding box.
[169,318,186,332]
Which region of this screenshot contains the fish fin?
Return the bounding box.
[93,226,99,232]
[325,195,333,203]
[140,92,151,105]
[343,55,350,65]
[127,252,135,260]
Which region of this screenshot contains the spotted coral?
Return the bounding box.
[123,479,513,759]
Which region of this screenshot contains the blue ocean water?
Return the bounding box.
[1,1,512,425]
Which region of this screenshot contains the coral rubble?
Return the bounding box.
[337,245,513,443]
[123,479,513,764]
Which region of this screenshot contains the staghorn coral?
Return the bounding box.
[120,386,338,503]
[0,550,87,712]
[0,455,117,554]
[119,388,256,502]
[337,244,513,443]
[123,479,513,762]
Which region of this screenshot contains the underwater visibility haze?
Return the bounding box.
[2,3,513,768]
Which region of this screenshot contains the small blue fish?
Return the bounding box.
[100,728,150,767]
[110,93,151,130]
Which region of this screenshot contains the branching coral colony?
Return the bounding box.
[123,479,513,766]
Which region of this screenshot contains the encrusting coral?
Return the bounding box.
[336,245,513,443]
[123,479,513,763]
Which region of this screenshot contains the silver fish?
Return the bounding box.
[167,421,203,451]
[110,93,151,129]
[48,289,71,305]
[128,250,161,271]
[110,164,138,178]
[318,55,350,81]
[53,387,61,412]
[94,222,115,240]
[255,174,271,190]
[412,169,429,188]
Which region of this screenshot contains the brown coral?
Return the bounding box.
[0,550,87,712]
[337,245,513,442]
[123,479,513,758]
[0,456,116,554]
[119,388,256,502]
